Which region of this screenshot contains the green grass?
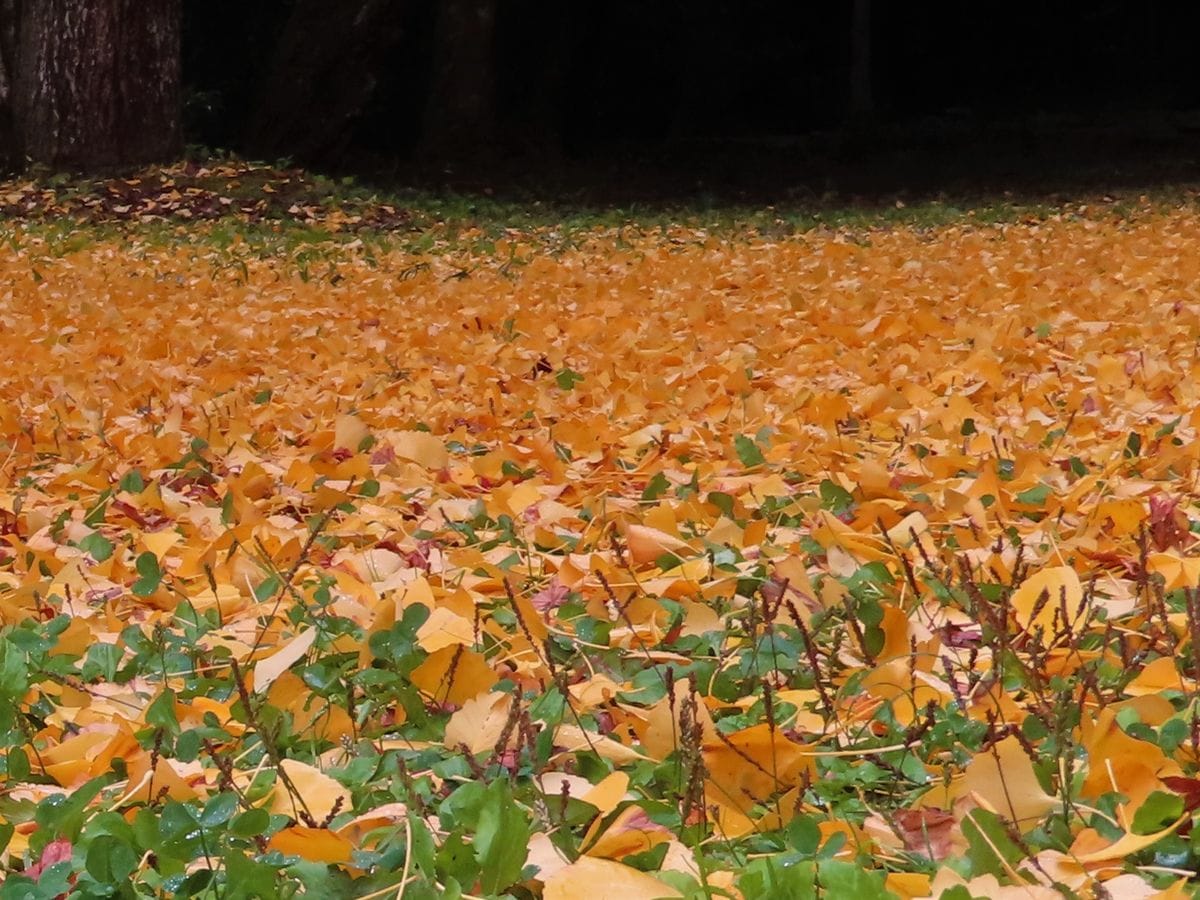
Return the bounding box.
[2,156,1198,264]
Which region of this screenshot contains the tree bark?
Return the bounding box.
[14,0,181,169]
[244,0,408,165]
[0,0,19,169]
[421,0,498,159]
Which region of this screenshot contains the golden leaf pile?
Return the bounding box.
[2,199,1200,897]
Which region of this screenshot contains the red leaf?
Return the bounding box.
[27,838,73,880]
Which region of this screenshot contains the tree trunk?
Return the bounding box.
[244,0,408,165]
[0,0,19,169]
[421,0,497,160]
[14,0,180,169]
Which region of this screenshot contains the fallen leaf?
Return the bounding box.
[253,628,317,693]
[390,430,449,468]
[961,736,1058,827]
[1010,566,1084,634]
[444,690,513,754]
[542,855,682,899]
[268,759,352,824]
[267,825,354,863]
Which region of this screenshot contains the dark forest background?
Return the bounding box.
[4,1,1200,198]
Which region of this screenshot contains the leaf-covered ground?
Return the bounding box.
[2,168,1200,898]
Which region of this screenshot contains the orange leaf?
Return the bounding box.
[267,826,354,863]
[253,628,317,693]
[267,759,352,823]
[542,855,682,899]
[444,690,513,754]
[961,736,1058,827]
[1010,566,1083,634]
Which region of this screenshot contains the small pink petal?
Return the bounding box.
[531,577,570,613]
[27,838,73,880]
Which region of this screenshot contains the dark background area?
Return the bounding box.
[18,1,1200,201]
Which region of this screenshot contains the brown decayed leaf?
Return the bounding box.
[865,807,963,861]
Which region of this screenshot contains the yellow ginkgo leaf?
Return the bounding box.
[1147,552,1200,592]
[268,759,352,824]
[333,414,369,452]
[553,725,650,765]
[141,528,181,560]
[583,804,672,860]
[1010,566,1084,634]
[409,645,498,706]
[415,605,475,652]
[961,736,1058,827]
[625,524,692,566]
[390,430,449,468]
[444,690,512,754]
[252,628,317,694]
[1124,656,1193,696]
[267,826,354,864]
[703,723,813,813]
[1071,814,1188,864]
[542,855,682,899]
